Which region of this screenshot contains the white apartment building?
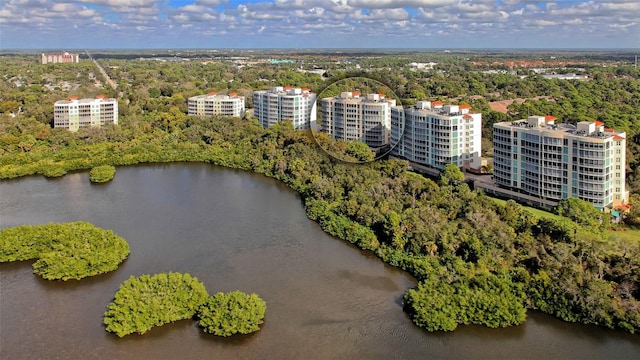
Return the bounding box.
[320,92,396,148]
[188,92,245,118]
[253,86,316,130]
[493,116,628,209]
[42,52,79,64]
[53,95,118,132]
[391,101,482,170]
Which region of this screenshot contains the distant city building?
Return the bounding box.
[408,62,438,71]
[493,116,628,209]
[253,86,316,130]
[53,95,118,132]
[391,101,482,170]
[188,92,245,118]
[320,92,395,148]
[41,52,79,64]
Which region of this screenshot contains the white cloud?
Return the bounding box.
[0,0,638,48]
[347,0,456,8]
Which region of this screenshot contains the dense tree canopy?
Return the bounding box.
[197,291,267,336]
[0,222,130,280]
[104,273,209,337]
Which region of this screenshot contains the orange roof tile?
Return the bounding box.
[459,104,471,109]
[229,92,238,96]
[352,91,361,96]
[613,135,624,140]
[96,94,105,99]
[432,100,444,106]
[302,87,311,91]
[69,95,78,100]
[463,114,472,119]
[378,93,385,97]
[616,204,631,211]
[208,91,217,95]
[545,115,557,121]
[594,120,604,126]
[283,85,293,90]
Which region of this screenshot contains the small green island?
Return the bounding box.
[103,272,266,337]
[0,221,130,280]
[89,165,116,183]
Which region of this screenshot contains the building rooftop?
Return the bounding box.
[399,101,477,118]
[255,86,314,95]
[496,116,626,140]
[55,95,116,105]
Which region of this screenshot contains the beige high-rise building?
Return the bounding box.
[320,92,395,148]
[391,101,482,170]
[53,95,118,132]
[188,92,245,118]
[253,86,316,130]
[493,116,628,209]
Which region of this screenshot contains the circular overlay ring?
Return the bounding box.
[310,77,405,164]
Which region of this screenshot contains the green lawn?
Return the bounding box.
[490,198,564,222]
[491,197,638,242]
[608,229,640,242]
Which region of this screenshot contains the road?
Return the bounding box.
[85,50,117,91]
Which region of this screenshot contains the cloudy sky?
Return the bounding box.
[1,0,638,49]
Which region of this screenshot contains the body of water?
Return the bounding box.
[1,164,638,359]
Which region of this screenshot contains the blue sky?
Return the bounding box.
[1,0,638,49]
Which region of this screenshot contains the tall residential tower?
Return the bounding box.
[493,116,628,209]
[320,92,395,148]
[391,101,482,170]
[253,86,316,130]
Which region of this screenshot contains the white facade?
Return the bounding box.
[321,92,395,148]
[391,101,482,170]
[188,92,245,118]
[253,86,316,130]
[493,117,628,209]
[42,52,79,64]
[54,95,118,132]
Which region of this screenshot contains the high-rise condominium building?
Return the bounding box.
[493,116,628,209]
[188,92,245,118]
[391,101,482,170]
[41,52,79,64]
[253,86,316,130]
[320,92,396,148]
[53,95,118,132]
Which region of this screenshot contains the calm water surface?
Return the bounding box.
[1,164,638,359]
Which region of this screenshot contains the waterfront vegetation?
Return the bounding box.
[197,291,267,336]
[104,273,209,337]
[0,222,130,280]
[103,273,266,337]
[1,53,640,333]
[89,164,116,183]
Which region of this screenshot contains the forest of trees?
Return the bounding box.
[0,52,639,333]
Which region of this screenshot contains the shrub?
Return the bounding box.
[89,165,116,183]
[197,291,266,336]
